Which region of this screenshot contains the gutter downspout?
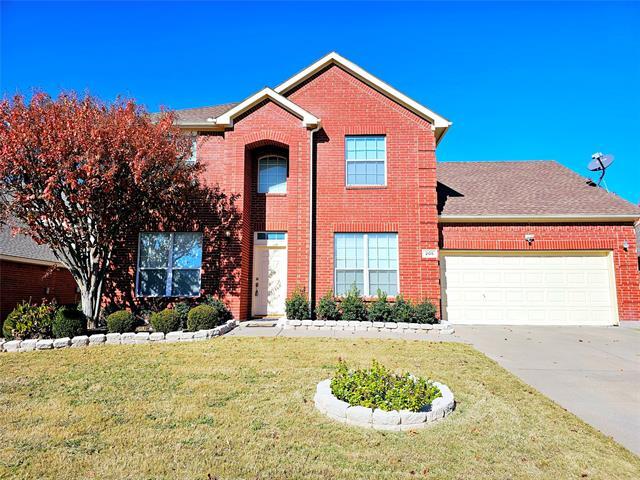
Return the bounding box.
[308,123,321,316]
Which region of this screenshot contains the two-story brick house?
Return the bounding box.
[109,52,640,326]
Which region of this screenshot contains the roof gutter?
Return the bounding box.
[438,214,640,224]
[308,122,321,316]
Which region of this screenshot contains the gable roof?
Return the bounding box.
[160,52,451,141]
[274,52,451,142]
[214,88,320,129]
[0,219,62,265]
[437,160,640,221]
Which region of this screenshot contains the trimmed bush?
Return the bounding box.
[315,291,341,320]
[285,288,310,320]
[174,301,191,329]
[52,306,86,338]
[367,290,394,323]
[330,360,441,412]
[392,295,416,323]
[106,310,135,333]
[339,285,368,322]
[202,296,233,324]
[2,300,56,340]
[414,299,438,324]
[187,305,218,331]
[150,308,181,334]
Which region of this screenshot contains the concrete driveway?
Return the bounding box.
[451,324,640,455]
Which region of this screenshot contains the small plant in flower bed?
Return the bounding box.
[330,360,441,412]
[2,300,57,340]
[201,295,233,324]
[367,290,394,323]
[285,288,310,320]
[339,285,368,322]
[150,308,181,334]
[413,299,438,324]
[187,303,229,331]
[106,310,136,333]
[52,305,86,338]
[315,291,341,320]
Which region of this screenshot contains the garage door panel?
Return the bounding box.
[442,254,616,326]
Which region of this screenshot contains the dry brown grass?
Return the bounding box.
[0,337,638,479]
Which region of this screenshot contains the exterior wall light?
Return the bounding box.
[225,230,231,238]
[622,240,629,251]
[524,234,535,245]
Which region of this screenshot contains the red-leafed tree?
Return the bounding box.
[0,92,202,327]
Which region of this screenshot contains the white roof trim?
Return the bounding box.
[214,87,320,129]
[274,52,451,137]
[439,214,640,223]
[0,253,65,267]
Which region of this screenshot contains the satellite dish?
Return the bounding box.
[587,152,614,190]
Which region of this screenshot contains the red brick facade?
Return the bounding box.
[0,260,79,320]
[102,61,640,322]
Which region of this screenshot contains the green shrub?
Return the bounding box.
[315,290,341,320]
[150,308,181,333]
[330,360,441,412]
[202,296,233,323]
[285,288,310,320]
[2,300,56,340]
[187,304,218,331]
[52,306,86,338]
[339,285,368,322]
[367,290,394,323]
[106,310,136,333]
[414,299,438,324]
[174,301,191,329]
[392,295,416,323]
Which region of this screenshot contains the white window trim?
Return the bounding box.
[334,233,399,297]
[344,135,387,187]
[135,232,203,298]
[257,154,288,194]
[185,135,197,165]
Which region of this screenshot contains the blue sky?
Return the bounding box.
[1,1,638,203]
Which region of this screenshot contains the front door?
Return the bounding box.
[252,232,287,317]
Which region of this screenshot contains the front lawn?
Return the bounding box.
[0,337,638,479]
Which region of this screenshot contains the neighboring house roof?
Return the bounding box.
[437,160,640,221]
[0,220,61,265]
[156,52,451,142]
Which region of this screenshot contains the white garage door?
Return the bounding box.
[441,253,617,326]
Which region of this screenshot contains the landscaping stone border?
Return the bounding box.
[0,320,238,354]
[314,378,455,431]
[278,319,455,335]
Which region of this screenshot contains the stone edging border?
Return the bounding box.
[314,378,455,431]
[278,319,455,335]
[0,320,238,353]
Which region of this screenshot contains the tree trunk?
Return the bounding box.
[79,280,103,331]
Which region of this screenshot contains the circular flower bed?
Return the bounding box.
[313,361,455,431]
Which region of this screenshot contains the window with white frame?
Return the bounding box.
[186,136,197,165]
[137,232,203,297]
[334,233,398,296]
[345,136,386,186]
[258,155,287,193]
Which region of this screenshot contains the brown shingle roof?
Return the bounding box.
[152,102,238,124]
[0,219,60,263]
[436,160,640,218]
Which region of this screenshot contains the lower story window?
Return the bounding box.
[136,232,203,297]
[334,232,398,296]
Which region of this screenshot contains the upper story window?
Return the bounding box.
[186,136,197,165]
[334,232,398,297]
[345,136,386,186]
[136,232,203,297]
[258,155,287,193]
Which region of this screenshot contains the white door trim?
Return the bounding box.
[252,232,288,317]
